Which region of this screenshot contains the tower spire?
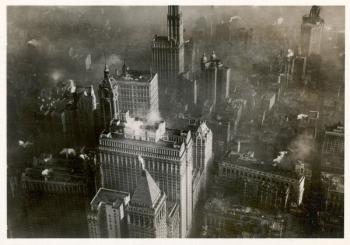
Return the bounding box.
[103,53,110,79]
[122,59,128,76]
[167,5,184,44]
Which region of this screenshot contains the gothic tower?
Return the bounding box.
[98,64,119,129]
[151,5,185,115]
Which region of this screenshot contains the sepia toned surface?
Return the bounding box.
[7,5,344,238]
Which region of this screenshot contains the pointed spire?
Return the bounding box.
[122,59,128,76]
[103,52,110,79]
[200,52,207,71]
[131,162,162,208]
[201,52,207,62]
[210,50,216,60]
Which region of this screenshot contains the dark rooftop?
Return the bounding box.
[223,151,299,179]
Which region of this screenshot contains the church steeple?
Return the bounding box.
[167,5,184,44]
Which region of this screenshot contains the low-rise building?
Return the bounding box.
[216,151,305,210]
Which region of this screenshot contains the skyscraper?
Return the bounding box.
[99,65,119,129]
[189,120,213,210]
[198,51,231,111]
[98,113,193,237]
[152,6,185,112]
[300,6,324,56]
[114,62,159,118]
[76,85,97,146]
[99,63,159,128]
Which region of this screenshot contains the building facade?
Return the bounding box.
[188,120,213,211]
[114,64,159,118]
[99,63,160,128]
[216,151,305,210]
[321,124,344,173]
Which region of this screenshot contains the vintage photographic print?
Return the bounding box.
[6,2,345,239]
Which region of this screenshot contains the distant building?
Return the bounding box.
[197,51,231,111]
[216,151,305,210]
[87,188,130,238]
[76,85,97,146]
[207,117,231,154]
[297,110,319,138]
[293,56,307,84]
[300,6,324,56]
[319,172,344,237]
[322,124,344,154]
[322,172,344,216]
[215,18,253,51]
[321,123,344,173]
[98,113,193,237]
[258,91,276,126]
[184,39,195,73]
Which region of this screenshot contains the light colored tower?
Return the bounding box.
[127,161,167,238]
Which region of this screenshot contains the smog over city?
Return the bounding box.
[6,3,345,239]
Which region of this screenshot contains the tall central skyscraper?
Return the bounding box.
[98,113,193,237]
[152,6,185,113]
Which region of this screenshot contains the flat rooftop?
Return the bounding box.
[115,70,155,84]
[90,187,130,208]
[100,134,184,151]
[223,152,299,179]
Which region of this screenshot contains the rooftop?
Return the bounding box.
[100,114,185,151]
[115,69,155,84]
[21,152,90,184]
[223,151,299,179]
[90,187,130,209]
